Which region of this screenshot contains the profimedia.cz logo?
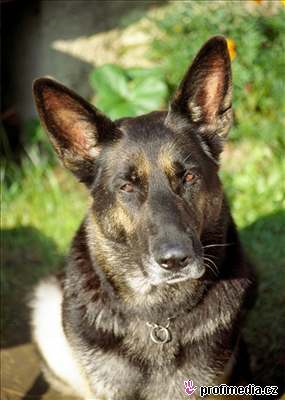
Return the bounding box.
[184,380,278,397]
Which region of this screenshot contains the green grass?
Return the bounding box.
[221,142,285,389]
[3,161,87,253]
[1,158,87,347]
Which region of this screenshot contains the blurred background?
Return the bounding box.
[1,0,285,399]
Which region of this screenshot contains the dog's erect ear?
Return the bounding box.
[166,36,232,157]
[33,78,120,185]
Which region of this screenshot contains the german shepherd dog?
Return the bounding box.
[31,36,256,399]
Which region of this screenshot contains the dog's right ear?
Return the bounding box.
[33,78,121,186]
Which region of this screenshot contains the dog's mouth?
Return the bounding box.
[124,258,205,296]
[145,257,205,286]
[165,271,202,284]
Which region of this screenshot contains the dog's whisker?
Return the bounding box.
[204,263,218,277]
[204,253,218,260]
[202,243,234,249]
[183,152,192,163]
[203,257,219,274]
[202,258,219,273]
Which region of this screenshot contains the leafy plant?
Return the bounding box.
[90,64,168,119]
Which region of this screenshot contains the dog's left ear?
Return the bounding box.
[166,36,232,157]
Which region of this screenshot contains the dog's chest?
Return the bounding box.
[74,320,222,400]
[79,345,218,400]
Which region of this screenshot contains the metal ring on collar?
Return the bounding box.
[149,325,171,344]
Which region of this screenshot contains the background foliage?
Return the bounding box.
[90,65,168,119]
[2,0,285,392]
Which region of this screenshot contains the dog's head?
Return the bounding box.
[33,36,232,293]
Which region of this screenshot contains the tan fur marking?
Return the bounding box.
[104,149,150,183]
[86,213,135,299]
[134,152,150,178]
[158,143,176,176]
[109,204,134,234]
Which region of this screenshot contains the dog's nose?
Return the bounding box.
[155,244,192,270]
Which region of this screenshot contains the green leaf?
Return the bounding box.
[90,64,168,118]
[90,64,129,98]
[127,66,164,80]
[108,103,139,120]
[130,77,168,111]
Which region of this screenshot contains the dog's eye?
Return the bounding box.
[183,172,197,185]
[120,183,134,193]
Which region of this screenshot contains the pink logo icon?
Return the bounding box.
[184,380,197,396]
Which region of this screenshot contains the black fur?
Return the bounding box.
[32,36,256,399]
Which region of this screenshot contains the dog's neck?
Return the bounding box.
[65,210,248,335]
[64,217,251,357]
[66,220,207,327]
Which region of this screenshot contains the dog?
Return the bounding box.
[31,36,256,399]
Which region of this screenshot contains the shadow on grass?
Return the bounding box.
[1,226,64,349]
[241,209,285,395]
